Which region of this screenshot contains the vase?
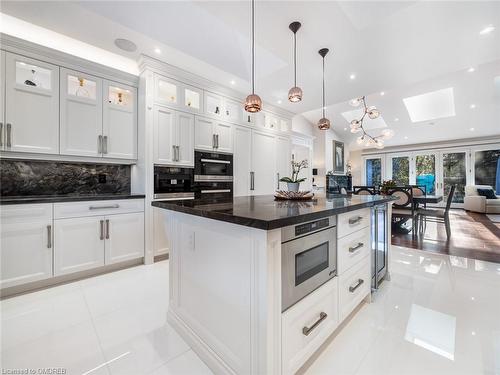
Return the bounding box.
[287,182,300,192]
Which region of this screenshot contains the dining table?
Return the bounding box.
[413,194,444,206]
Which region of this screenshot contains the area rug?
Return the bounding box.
[486,214,500,223]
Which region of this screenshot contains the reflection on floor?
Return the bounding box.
[392,209,500,263]
[2,247,500,375]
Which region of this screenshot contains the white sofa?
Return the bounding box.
[464,185,500,213]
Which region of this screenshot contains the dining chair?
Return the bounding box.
[388,186,417,235]
[417,185,456,239]
[353,186,376,195]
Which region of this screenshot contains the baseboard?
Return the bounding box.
[167,307,236,375]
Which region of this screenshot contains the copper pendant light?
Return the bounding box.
[244,0,262,113]
[288,21,302,103]
[317,48,331,130]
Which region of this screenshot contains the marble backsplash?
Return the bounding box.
[1,160,131,197]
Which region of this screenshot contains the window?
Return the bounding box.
[475,149,500,192]
[391,156,410,186]
[365,158,382,187]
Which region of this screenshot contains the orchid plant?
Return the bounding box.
[279,159,308,183]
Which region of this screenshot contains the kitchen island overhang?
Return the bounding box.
[153,194,395,375]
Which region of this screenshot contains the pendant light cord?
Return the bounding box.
[322,57,325,118]
[251,0,255,95]
[294,32,297,87]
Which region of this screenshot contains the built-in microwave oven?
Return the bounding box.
[153,166,194,200]
[281,216,337,311]
[194,151,233,182]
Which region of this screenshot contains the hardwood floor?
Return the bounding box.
[391,209,500,263]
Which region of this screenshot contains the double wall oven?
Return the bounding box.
[281,216,337,311]
[194,151,233,200]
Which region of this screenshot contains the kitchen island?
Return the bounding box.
[152,194,395,375]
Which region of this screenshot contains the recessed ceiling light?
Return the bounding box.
[470,127,475,131]
[277,100,282,104]
[467,67,475,73]
[114,38,137,52]
[479,25,495,35]
[349,74,356,80]
[154,47,162,54]
[380,91,385,96]
[404,136,408,139]
[230,80,236,85]
[394,117,399,122]
[403,87,456,123]
[344,127,347,131]
[470,104,476,109]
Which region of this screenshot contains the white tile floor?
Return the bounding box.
[1,246,500,375]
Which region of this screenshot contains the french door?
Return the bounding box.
[437,150,469,207]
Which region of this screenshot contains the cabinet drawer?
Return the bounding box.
[337,208,370,238]
[1,203,52,223]
[54,199,144,219]
[282,278,339,375]
[338,256,370,322]
[337,226,370,274]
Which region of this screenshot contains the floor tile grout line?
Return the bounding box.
[144,347,193,375]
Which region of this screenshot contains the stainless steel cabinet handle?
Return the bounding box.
[89,204,120,210]
[348,216,363,225]
[250,171,255,191]
[276,173,280,190]
[200,158,231,164]
[100,220,105,240]
[47,225,52,248]
[349,242,364,253]
[302,312,327,336]
[216,134,219,149]
[103,136,108,154]
[349,279,364,293]
[212,134,216,149]
[0,122,3,147]
[105,219,110,239]
[6,123,12,148]
[201,189,231,194]
[98,135,103,154]
[176,145,180,161]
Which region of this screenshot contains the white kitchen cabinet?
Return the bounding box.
[183,84,203,113]
[264,112,280,130]
[153,207,169,256]
[251,131,276,195]
[4,53,59,154]
[233,126,252,196]
[155,74,180,108]
[54,216,105,276]
[105,212,144,264]
[276,136,291,190]
[0,204,53,289]
[176,111,195,166]
[223,97,241,123]
[0,51,4,146]
[60,68,103,157]
[153,105,194,166]
[194,117,232,153]
[102,80,137,159]
[204,91,224,117]
[153,105,175,164]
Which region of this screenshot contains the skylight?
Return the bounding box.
[403,88,456,123]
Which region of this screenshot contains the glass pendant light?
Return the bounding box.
[317,48,331,130]
[288,21,303,103]
[245,0,262,113]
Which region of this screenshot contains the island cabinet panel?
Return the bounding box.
[281,277,339,375]
[337,226,371,274]
[0,204,53,289]
[337,208,371,238]
[251,130,276,195]
[171,213,253,374]
[338,255,371,321]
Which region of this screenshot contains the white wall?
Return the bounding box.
[312,127,349,188]
[291,114,314,137]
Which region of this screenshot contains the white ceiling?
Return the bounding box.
[2,1,500,149]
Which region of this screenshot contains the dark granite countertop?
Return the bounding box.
[0,194,146,205]
[152,194,396,230]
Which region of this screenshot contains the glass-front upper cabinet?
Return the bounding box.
[155,74,179,106]
[204,91,224,117]
[60,68,103,157]
[184,85,202,112]
[264,112,279,130]
[280,119,290,132]
[4,52,59,154]
[223,97,242,123]
[103,81,137,160]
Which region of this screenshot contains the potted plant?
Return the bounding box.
[279,159,308,192]
[380,180,397,195]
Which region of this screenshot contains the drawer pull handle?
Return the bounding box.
[348,216,363,225]
[349,242,364,253]
[302,312,327,336]
[100,220,105,240]
[349,279,364,293]
[89,204,120,210]
[105,219,110,239]
[47,225,52,248]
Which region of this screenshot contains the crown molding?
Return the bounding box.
[0,33,138,87]
[138,54,295,120]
